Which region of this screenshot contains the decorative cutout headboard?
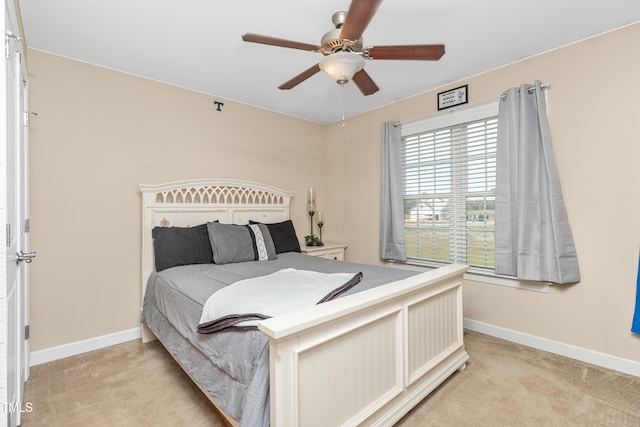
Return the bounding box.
[138,179,294,309]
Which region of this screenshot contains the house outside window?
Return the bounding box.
[401,101,498,271]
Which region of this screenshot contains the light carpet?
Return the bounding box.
[22,330,640,426]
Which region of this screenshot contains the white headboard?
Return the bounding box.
[139,178,294,311]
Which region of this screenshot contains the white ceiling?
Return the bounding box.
[19,0,640,125]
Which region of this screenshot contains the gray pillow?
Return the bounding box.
[207,222,276,264]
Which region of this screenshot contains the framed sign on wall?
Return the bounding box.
[437,85,468,110]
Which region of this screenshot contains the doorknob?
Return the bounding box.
[16,250,36,263]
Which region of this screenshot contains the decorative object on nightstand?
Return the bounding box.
[306,188,323,246]
[317,210,324,244]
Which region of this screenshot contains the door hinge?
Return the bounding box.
[24,325,29,340]
[23,111,29,127]
[6,223,10,247]
[24,218,29,233]
[5,32,21,60]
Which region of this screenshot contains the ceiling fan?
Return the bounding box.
[241,0,445,96]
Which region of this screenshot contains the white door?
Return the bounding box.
[4,20,19,427]
[12,29,31,419]
[3,1,31,425]
[18,64,30,390]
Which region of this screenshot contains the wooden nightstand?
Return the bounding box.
[301,242,347,261]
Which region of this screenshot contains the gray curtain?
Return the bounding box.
[380,121,407,262]
[495,80,580,283]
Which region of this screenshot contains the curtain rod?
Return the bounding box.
[501,82,550,100]
[393,82,551,127]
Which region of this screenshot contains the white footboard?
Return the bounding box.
[258,263,469,427]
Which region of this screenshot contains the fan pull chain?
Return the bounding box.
[340,82,346,128]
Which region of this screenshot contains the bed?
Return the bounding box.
[139,179,469,426]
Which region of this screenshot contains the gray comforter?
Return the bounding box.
[141,252,417,426]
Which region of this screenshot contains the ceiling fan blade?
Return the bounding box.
[340,0,384,41]
[352,69,379,95]
[278,64,322,90]
[365,44,445,60]
[242,33,319,52]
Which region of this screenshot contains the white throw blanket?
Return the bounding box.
[198,268,362,333]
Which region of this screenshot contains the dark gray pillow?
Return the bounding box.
[249,219,301,253]
[152,224,213,271]
[207,222,276,264]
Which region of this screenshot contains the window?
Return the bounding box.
[401,102,498,271]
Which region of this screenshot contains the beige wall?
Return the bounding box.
[325,23,640,363]
[29,23,640,364]
[28,50,327,350]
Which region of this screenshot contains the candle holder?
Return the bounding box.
[305,210,323,246]
[306,188,323,246]
[317,219,324,245]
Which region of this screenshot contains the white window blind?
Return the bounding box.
[401,103,498,270]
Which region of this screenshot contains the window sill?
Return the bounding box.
[387,260,550,293]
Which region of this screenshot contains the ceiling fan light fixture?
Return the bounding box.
[319,52,365,85]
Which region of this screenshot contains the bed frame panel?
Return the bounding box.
[139,179,469,426]
[260,263,467,426]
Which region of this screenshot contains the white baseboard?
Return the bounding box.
[464,318,640,378]
[29,321,640,378]
[30,327,142,366]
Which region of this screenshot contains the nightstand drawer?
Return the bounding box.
[316,250,345,261]
[301,242,347,261]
